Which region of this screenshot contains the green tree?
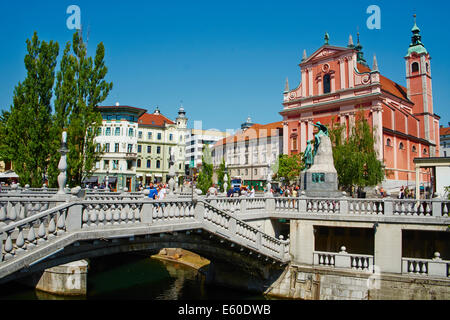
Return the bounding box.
[0,32,59,187]
[49,31,112,187]
[329,110,385,193]
[216,158,227,192]
[275,153,304,185]
[197,145,213,194]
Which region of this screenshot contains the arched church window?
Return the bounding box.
[412,146,417,153]
[399,142,404,150]
[386,138,391,147]
[411,62,419,73]
[323,74,331,94]
[423,148,427,155]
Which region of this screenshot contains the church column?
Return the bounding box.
[340,113,347,140]
[372,103,383,161]
[330,72,336,93]
[300,120,307,152]
[283,121,289,155]
[301,70,307,97]
[339,58,346,90]
[308,67,313,96]
[307,119,314,142]
[349,112,356,134]
[347,56,354,88]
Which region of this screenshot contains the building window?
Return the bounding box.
[148,132,153,140]
[147,146,151,153]
[157,133,162,140]
[105,127,111,136]
[137,145,142,153]
[169,134,173,141]
[156,160,161,169]
[104,160,109,170]
[254,168,258,175]
[386,138,391,147]
[157,146,161,154]
[128,128,134,137]
[412,146,417,153]
[127,160,133,170]
[105,143,110,153]
[138,131,143,139]
[147,160,151,168]
[426,63,429,73]
[323,74,331,94]
[399,142,404,150]
[292,137,298,151]
[112,160,119,170]
[137,159,141,168]
[114,143,119,153]
[245,169,248,175]
[127,144,133,153]
[115,127,120,136]
[95,143,100,152]
[97,128,102,136]
[412,62,419,73]
[423,148,427,155]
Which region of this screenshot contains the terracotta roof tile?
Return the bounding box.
[357,64,410,102]
[440,127,450,136]
[138,113,175,127]
[214,121,283,147]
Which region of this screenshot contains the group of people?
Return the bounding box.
[146,183,169,200]
[272,185,300,198]
[225,185,256,198]
[399,185,414,199]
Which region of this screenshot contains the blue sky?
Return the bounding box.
[0,0,449,132]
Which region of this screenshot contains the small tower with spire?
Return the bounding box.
[176,102,188,129]
[355,32,368,67]
[404,14,435,146]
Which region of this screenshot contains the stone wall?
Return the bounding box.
[265,264,450,300]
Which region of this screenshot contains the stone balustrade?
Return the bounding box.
[0,203,71,261]
[402,253,450,278]
[205,196,450,222]
[0,198,63,225]
[314,247,374,272]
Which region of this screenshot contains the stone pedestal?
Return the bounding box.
[301,135,342,198]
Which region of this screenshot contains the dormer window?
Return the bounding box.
[323,74,331,94]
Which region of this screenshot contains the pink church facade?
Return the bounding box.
[280,20,440,190]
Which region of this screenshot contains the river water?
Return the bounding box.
[0,253,266,300]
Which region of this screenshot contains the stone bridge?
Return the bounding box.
[0,194,290,291]
[1,190,449,299]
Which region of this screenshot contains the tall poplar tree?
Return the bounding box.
[49,31,112,187]
[0,32,59,187]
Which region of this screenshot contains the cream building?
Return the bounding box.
[212,118,283,191]
[93,104,147,192]
[136,106,188,186]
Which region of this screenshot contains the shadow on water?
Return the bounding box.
[0,253,266,300]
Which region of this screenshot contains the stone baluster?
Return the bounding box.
[384,199,393,216]
[57,131,69,195]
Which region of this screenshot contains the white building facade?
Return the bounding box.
[212,121,283,191]
[92,105,147,192]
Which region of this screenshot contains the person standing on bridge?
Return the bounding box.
[148,183,158,200]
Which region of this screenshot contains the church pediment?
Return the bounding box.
[301,45,353,65]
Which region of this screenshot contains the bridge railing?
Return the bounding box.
[204,196,450,220]
[202,201,290,262]
[313,248,374,272]
[402,253,450,278]
[0,202,72,262]
[0,198,66,225]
